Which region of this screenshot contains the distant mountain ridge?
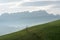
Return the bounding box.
[0,10,60,22]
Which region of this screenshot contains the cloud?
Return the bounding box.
[0,0,59,3]
[0,0,60,15]
[22,1,60,6]
[52,4,60,9]
[0,0,22,3]
[30,0,60,1]
[0,3,53,15]
[47,5,60,15]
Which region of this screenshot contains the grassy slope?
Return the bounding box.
[0,20,60,40]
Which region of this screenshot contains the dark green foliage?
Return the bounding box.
[0,20,60,40]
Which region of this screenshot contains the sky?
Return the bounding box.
[0,0,60,15]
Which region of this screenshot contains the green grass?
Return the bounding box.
[0,20,60,40]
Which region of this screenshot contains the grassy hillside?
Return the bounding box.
[0,20,60,40]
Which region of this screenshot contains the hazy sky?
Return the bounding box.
[0,0,60,15]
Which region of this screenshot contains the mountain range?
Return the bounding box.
[0,10,60,35]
